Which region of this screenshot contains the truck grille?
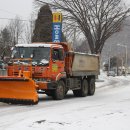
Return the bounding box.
[33,73,43,77]
[13,72,19,76]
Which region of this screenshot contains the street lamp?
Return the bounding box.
[117,44,127,76]
[108,44,111,72]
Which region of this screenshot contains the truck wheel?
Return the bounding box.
[88,78,95,96]
[73,79,88,97]
[81,79,88,97]
[73,89,80,97]
[53,80,65,100]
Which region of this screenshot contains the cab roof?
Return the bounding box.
[15,43,62,48]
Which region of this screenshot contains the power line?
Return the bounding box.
[0,17,31,22]
[0,8,17,16]
[0,15,52,22]
[0,10,54,24]
[124,23,130,26]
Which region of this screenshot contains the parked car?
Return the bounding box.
[107,71,116,77]
[0,60,3,69]
[0,60,4,69]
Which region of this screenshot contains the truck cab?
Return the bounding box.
[9,43,65,81]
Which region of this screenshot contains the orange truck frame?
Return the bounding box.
[0,42,99,105]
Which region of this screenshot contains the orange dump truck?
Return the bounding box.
[0,42,99,105]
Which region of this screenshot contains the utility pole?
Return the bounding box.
[73,28,76,51]
[125,45,128,75]
[30,20,33,43]
[108,44,111,73]
[117,44,128,76]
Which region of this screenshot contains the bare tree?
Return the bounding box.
[0,17,26,59]
[24,23,31,44]
[8,16,24,46]
[35,0,130,54]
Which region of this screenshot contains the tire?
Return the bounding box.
[45,90,53,96]
[73,79,88,97]
[88,78,95,96]
[53,80,65,100]
[73,89,81,97]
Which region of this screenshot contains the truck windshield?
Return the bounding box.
[12,47,50,65]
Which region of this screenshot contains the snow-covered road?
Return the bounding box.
[0,74,130,130]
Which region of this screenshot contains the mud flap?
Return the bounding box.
[0,77,38,105]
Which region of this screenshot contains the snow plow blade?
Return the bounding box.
[0,77,38,105]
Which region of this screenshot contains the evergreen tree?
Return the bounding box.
[32,4,52,42]
[1,28,11,45]
[0,28,12,59]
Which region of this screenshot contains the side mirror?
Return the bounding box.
[11,49,17,58]
[30,54,33,58]
[11,47,14,51]
[21,54,24,58]
[11,54,14,58]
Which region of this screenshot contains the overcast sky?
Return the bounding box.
[0,0,33,27]
[0,0,130,27]
[0,0,33,19]
[125,0,130,4]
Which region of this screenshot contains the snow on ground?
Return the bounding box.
[0,73,130,130]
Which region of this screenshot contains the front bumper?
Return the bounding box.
[36,81,57,90]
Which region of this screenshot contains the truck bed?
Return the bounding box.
[71,52,99,76]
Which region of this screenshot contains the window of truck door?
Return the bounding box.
[51,48,64,76]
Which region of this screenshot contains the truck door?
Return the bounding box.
[51,48,65,80]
